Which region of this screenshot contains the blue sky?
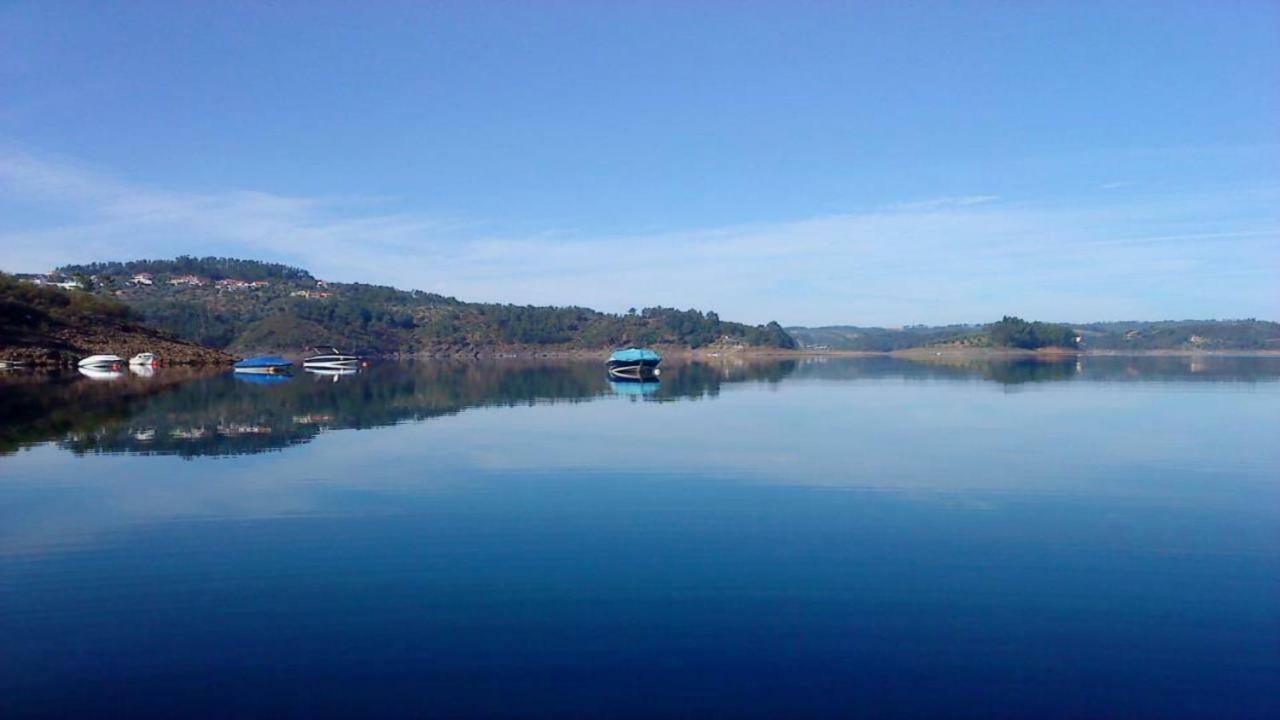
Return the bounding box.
[1,1,1277,325]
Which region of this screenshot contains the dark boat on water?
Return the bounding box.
[606,347,661,380]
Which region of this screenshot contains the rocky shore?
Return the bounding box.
[0,317,234,367]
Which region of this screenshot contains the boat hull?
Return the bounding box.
[233,366,292,375]
[78,355,124,368]
[302,359,360,369]
[606,362,661,380]
[302,352,360,369]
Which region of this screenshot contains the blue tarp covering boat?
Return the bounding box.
[233,355,293,374]
[608,348,661,364]
[606,347,661,379]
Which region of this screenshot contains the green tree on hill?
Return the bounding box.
[59,256,313,282]
[988,316,1078,349]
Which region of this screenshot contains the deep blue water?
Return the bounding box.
[1,357,1278,718]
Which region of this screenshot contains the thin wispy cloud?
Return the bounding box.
[891,195,1001,211]
[1,150,1276,325]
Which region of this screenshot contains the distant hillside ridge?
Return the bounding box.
[788,318,1280,352]
[0,272,233,366]
[45,257,799,355]
[60,256,313,282]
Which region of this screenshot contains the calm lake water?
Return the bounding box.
[1,356,1277,718]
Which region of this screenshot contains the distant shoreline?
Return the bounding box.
[9,345,1278,367]
[801,347,1280,359]
[349,347,1280,361]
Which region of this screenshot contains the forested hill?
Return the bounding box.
[48,256,797,355]
[61,257,314,282]
[789,318,1280,352]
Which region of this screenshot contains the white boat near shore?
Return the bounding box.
[302,346,362,369]
[78,354,124,368]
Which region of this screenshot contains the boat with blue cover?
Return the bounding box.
[233,355,294,374]
[606,347,661,379]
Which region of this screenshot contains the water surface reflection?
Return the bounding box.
[1,356,1278,718]
[3,355,1278,458]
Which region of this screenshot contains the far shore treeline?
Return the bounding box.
[4,256,1277,358]
[33,257,799,355]
[789,317,1279,352]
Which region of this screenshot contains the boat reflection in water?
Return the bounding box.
[608,377,660,399]
[78,366,125,381]
[129,363,156,378]
[8,356,1279,460]
[233,372,293,386]
[306,366,360,383]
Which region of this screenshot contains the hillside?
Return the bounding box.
[787,317,1077,351]
[1073,320,1280,351]
[0,273,233,366]
[786,324,983,352]
[788,318,1279,352]
[51,256,798,355]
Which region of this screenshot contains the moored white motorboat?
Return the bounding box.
[129,352,158,367]
[78,354,124,368]
[302,346,361,369]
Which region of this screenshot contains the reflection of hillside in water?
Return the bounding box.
[791,354,1280,385]
[3,355,1277,457]
[1,368,219,456]
[2,360,804,457]
[52,362,610,457]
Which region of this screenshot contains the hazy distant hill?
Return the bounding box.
[1072,320,1280,351]
[54,256,798,355]
[789,318,1280,352]
[787,317,1077,351]
[786,324,983,352]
